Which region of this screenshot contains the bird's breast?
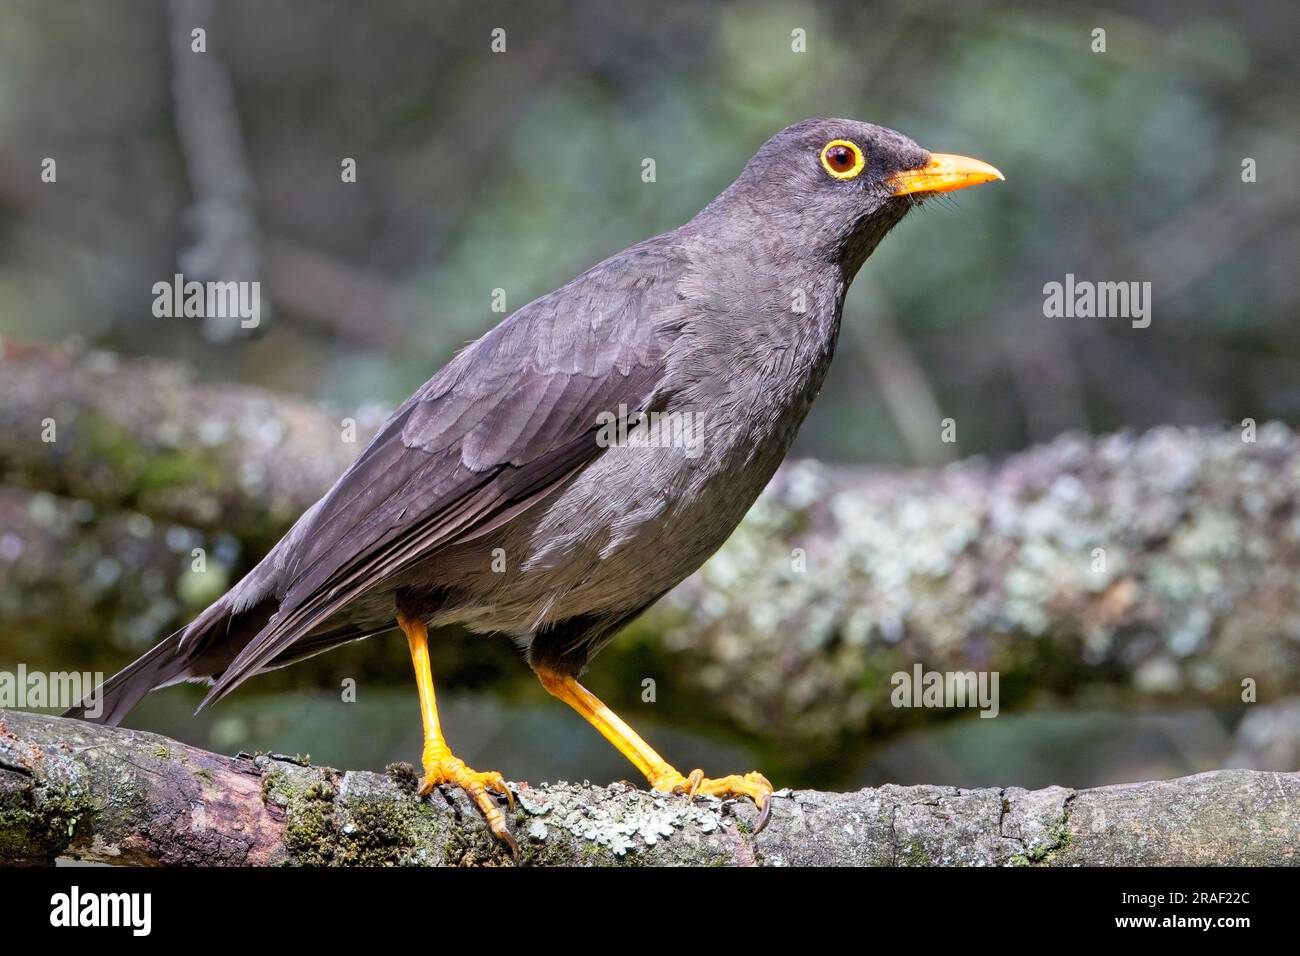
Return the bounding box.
[450,327,841,632]
[426,261,849,636]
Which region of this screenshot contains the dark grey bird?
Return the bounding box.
[67,118,1001,853]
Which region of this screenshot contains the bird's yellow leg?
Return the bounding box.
[399,611,516,855]
[535,667,774,829]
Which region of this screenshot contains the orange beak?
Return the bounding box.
[886,152,1004,197]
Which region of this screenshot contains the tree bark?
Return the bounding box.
[0,711,1295,867]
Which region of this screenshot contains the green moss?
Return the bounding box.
[518,831,577,868]
[76,412,222,500]
[333,797,417,866]
[285,799,335,866]
[384,762,419,794]
[259,760,516,866]
[1010,816,1075,866]
[260,764,338,866]
[1034,821,1074,863]
[896,840,933,866]
[0,784,95,863]
[304,781,334,801]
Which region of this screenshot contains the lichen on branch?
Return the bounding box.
[1,712,1294,866]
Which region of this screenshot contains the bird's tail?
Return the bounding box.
[63,630,191,725]
[63,593,285,725]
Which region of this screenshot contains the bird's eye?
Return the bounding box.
[820,140,865,180]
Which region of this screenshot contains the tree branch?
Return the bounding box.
[168,0,268,341]
[0,711,1294,866]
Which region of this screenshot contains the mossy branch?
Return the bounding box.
[1,711,1295,867]
[0,341,385,549]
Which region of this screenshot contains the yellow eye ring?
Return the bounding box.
[820,140,866,179]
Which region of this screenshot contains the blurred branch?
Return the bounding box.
[168,0,267,340]
[846,298,956,466]
[0,341,382,546]
[0,157,420,349]
[1004,313,1092,444]
[3,711,1294,866]
[263,238,420,348]
[665,424,1300,753]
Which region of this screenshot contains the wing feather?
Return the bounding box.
[199,239,686,705]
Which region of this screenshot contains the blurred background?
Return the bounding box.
[0,0,1297,792]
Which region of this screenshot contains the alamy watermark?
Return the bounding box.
[50,886,151,936]
[0,665,103,718]
[891,664,999,718]
[1043,273,1151,329]
[152,273,261,329]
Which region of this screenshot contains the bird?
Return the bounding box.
[67,118,1002,855]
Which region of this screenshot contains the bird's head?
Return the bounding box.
[709,117,1003,277]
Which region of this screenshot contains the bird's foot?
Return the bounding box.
[419,748,517,858]
[649,767,775,832]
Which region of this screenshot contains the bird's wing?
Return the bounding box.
[197,239,687,705]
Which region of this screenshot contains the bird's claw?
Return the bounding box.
[651,767,775,832]
[418,752,518,859]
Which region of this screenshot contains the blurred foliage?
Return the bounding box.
[1,0,1294,460]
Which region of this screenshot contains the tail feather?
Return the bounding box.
[63,594,294,725]
[63,631,189,726]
